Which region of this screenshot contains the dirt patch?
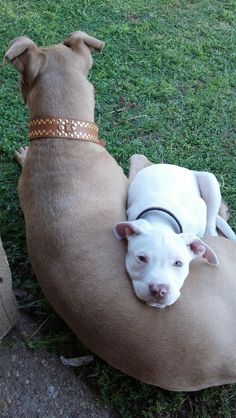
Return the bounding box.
[0,314,117,418]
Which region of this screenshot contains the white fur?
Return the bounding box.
[114,164,236,308]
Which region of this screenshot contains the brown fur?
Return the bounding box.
[5,33,236,391]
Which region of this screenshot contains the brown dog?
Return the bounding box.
[5,33,236,391]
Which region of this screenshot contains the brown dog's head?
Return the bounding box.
[4,31,104,115]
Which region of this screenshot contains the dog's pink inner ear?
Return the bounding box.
[189,241,205,256]
[114,222,141,240]
[125,226,137,237]
[114,223,133,239]
[189,240,219,265]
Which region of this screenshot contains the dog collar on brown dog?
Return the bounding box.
[29,117,105,146]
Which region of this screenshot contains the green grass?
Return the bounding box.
[1,0,236,417]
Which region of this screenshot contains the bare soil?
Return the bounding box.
[0,314,117,418]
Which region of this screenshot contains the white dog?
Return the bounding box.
[114,164,236,309]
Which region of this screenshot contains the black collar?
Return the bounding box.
[136,207,183,234]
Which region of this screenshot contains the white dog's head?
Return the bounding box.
[114,219,219,308]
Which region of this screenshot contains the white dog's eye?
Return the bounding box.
[173,260,183,267]
[137,255,148,263]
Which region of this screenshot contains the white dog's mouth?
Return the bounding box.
[133,290,173,309]
[145,294,180,309]
[147,301,167,309]
[137,293,172,309]
[131,278,181,309]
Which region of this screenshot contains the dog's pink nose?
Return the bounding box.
[149,284,169,299]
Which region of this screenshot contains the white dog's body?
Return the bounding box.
[115,164,236,308]
[128,165,208,236]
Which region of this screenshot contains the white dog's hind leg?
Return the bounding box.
[195,171,221,237]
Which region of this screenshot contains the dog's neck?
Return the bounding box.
[27,74,95,122]
[137,211,183,234]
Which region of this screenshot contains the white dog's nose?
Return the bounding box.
[149,283,169,299]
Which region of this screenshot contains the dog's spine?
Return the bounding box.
[216,215,236,241]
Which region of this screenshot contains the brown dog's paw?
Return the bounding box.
[14,146,29,167]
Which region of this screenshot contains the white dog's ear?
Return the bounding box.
[64,31,105,53]
[180,233,219,265]
[113,219,150,240]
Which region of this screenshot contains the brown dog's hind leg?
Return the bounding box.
[14,146,29,168]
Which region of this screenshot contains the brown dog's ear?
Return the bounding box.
[63,31,105,53]
[4,36,45,103]
[4,36,42,74]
